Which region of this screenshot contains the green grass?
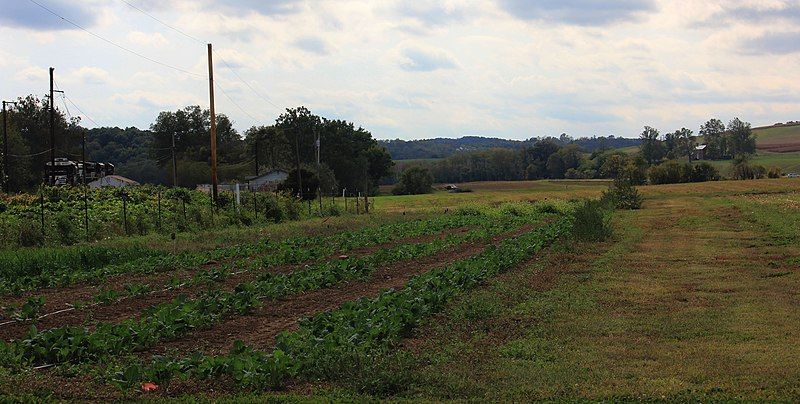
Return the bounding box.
[753,124,800,151]
[389,180,800,401]
[703,152,800,176]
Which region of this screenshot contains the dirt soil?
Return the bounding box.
[0,229,468,341]
[141,224,536,357]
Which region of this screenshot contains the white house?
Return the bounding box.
[88,175,140,189]
[244,170,289,191]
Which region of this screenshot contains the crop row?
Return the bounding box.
[0,211,490,296]
[107,210,574,390]
[0,208,537,367]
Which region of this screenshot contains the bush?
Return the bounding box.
[602,179,643,210]
[768,167,782,178]
[392,167,433,195]
[733,162,767,180]
[54,210,77,245]
[18,220,44,247]
[691,162,720,182]
[572,200,612,242]
[648,160,720,184]
[262,195,284,223]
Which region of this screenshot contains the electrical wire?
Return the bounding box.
[53,78,101,127]
[9,149,53,158]
[215,81,261,121]
[117,0,283,111]
[28,0,204,78]
[63,95,100,127]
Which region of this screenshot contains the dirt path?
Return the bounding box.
[143,224,537,357]
[0,229,468,341]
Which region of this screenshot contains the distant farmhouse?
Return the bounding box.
[693,144,707,160]
[197,170,289,193]
[88,175,139,189]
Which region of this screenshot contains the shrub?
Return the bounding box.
[602,179,643,210]
[262,195,284,223]
[691,162,720,182]
[733,162,767,180]
[18,220,44,247]
[392,167,433,195]
[281,195,302,221]
[571,200,612,242]
[54,210,77,245]
[768,167,782,178]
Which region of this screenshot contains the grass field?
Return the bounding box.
[615,124,800,177]
[1,178,800,401]
[754,124,800,153]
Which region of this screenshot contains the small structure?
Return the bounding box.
[244,170,289,191]
[88,175,139,189]
[693,144,707,161]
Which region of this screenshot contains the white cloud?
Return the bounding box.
[127,31,169,47]
[0,0,799,139]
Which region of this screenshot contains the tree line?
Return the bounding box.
[392,119,760,193]
[381,134,641,160]
[0,95,392,196]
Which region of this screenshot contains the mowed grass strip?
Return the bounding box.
[398,187,800,401]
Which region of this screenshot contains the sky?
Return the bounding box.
[0,0,799,140]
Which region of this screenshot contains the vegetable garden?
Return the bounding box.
[0,199,586,400]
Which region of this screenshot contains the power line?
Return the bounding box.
[118,0,204,44]
[117,0,283,111]
[215,81,261,121]
[28,0,204,78]
[63,95,100,127]
[9,148,53,158]
[53,79,101,127]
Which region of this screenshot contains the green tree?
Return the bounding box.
[149,105,240,165]
[3,95,78,191]
[639,126,665,165]
[699,118,726,159]
[726,118,756,158]
[392,166,433,195]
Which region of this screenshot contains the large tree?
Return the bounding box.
[727,118,756,158]
[665,127,695,161]
[270,107,392,194]
[639,126,665,165]
[699,118,726,159]
[2,95,80,191]
[149,105,241,165]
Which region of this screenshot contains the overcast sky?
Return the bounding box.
[1,0,798,140]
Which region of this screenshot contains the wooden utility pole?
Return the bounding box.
[207,43,219,206]
[49,67,55,186]
[82,129,88,241]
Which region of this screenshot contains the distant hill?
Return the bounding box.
[753,122,800,153]
[380,135,641,160]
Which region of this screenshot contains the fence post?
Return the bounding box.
[356,192,360,214]
[83,185,89,241]
[39,189,45,238]
[157,190,162,231]
[122,192,128,235]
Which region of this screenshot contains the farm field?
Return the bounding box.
[754,123,800,153]
[1,179,799,400]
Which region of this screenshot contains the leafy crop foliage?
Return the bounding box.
[0,211,526,367]
[0,185,305,248]
[102,210,572,392]
[0,211,485,295]
[0,201,604,396]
